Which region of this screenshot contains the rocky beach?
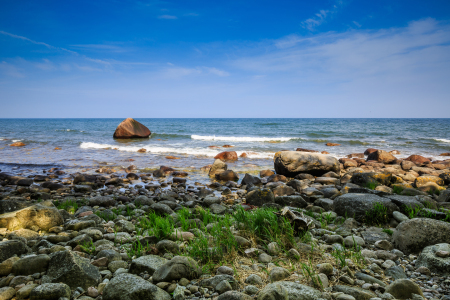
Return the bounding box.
[1,119,450,300]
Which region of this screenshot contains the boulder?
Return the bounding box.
[333,285,376,300]
[439,172,450,184]
[0,240,28,263]
[103,273,171,300]
[88,196,116,207]
[42,250,101,290]
[12,254,50,275]
[218,291,253,300]
[0,201,63,231]
[152,256,201,283]
[214,151,238,161]
[241,174,261,186]
[385,279,424,299]
[0,199,29,215]
[333,193,398,222]
[405,155,430,164]
[270,281,322,300]
[392,218,450,254]
[274,151,340,177]
[414,175,444,187]
[366,150,397,164]
[350,172,392,187]
[113,118,151,139]
[416,243,450,275]
[215,170,239,181]
[129,255,168,276]
[29,283,71,300]
[246,188,275,207]
[208,159,227,177]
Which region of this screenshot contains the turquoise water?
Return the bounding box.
[0,118,449,174]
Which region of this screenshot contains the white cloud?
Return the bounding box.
[158,15,177,19]
[301,2,343,31]
[0,61,24,78]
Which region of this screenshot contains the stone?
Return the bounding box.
[29,283,71,300]
[414,175,444,188]
[416,243,450,275]
[257,283,288,300]
[16,284,38,299]
[274,196,308,208]
[405,155,430,164]
[129,255,168,276]
[333,194,398,222]
[0,201,63,231]
[273,185,296,197]
[42,250,101,290]
[392,218,450,254]
[343,236,365,248]
[108,261,128,273]
[216,170,239,181]
[12,254,50,275]
[0,287,15,300]
[114,220,135,233]
[275,281,321,300]
[209,159,228,177]
[241,174,262,186]
[269,267,290,282]
[218,291,253,300]
[216,280,233,294]
[366,150,397,164]
[156,240,179,254]
[217,266,234,276]
[113,118,151,139]
[103,273,171,300]
[88,196,116,207]
[333,285,376,300]
[355,272,386,287]
[152,256,201,283]
[318,263,333,276]
[385,279,424,300]
[385,265,407,280]
[0,240,28,263]
[274,151,340,177]
[392,211,409,223]
[246,188,275,207]
[200,274,238,290]
[245,274,263,285]
[374,240,393,251]
[350,172,392,187]
[215,151,238,161]
[0,256,20,276]
[151,203,174,216]
[437,189,450,202]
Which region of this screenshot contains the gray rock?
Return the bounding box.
[108,261,128,273]
[210,203,227,214]
[115,220,135,233]
[343,236,365,248]
[355,272,386,287]
[200,274,238,290]
[97,249,121,263]
[392,211,409,223]
[416,243,450,275]
[244,285,259,295]
[156,240,179,254]
[152,256,201,283]
[29,283,71,300]
[217,291,253,300]
[88,196,116,207]
[173,285,185,300]
[103,273,171,300]
[0,287,15,300]
[65,220,96,231]
[384,265,407,280]
[392,218,450,254]
[209,159,227,177]
[257,282,288,300]
[269,267,290,282]
[274,196,308,208]
[275,281,321,300]
[383,195,424,214]
[333,285,376,300]
[333,194,398,222]
[246,189,275,207]
[0,240,28,263]
[134,196,155,207]
[129,255,168,276]
[274,151,340,177]
[245,274,263,285]
[150,203,174,215]
[42,250,101,290]
[216,280,233,294]
[385,279,424,300]
[12,254,50,275]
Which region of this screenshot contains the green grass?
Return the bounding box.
[80,240,96,255]
[300,260,323,290]
[365,182,379,190]
[405,205,422,219]
[392,185,404,195]
[95,211,116,222]
[55,199,79,214]
[382,228,393,236]
[137,211,175,240]
[365,202,389,225]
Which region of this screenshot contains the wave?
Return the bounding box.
[255,123,280,126]
[191,135,293,142]
[80,142,274,159]
[435,138,450,143]
[151,133,190,139]
[55,129,85,133]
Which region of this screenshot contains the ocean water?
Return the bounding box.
[0,118,449,174]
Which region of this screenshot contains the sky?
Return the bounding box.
[1,0,450,118]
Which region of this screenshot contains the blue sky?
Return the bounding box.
[1,0,450,117]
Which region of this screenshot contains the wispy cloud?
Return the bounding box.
[158,15,177,19]
[301,1,344,31]
[0,61,24,78]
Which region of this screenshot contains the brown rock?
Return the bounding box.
[439,153,450,156]
[347,153,365,158]
[367,150,397,164]
[325,143,340,146]
[54,147,62,150]
[214,151,238,161]
[364,148,378,155]
[405,155,430,164]
[239,153,248,158]
[260,170,274,178]
[215,170,239,181]
[10,142,25,147]
[223,145,234,148]
[296,148,318,153]
[321,151,329,154]
[165,156,180,159]
[113,118,151,139]
[390,150,401,155]
[137,148,146,153]
[208,146,220,149]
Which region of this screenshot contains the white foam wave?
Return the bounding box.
[191,135,292,142]
[436,138,450,143]
[12,139,22,142]
[80,142,273,159]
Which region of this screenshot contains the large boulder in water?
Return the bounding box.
[113,118,151,139]
[274,151,340,177]
[0,201,63,231]
[214,151,238,161]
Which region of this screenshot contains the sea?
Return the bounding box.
[0,118,449,177]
